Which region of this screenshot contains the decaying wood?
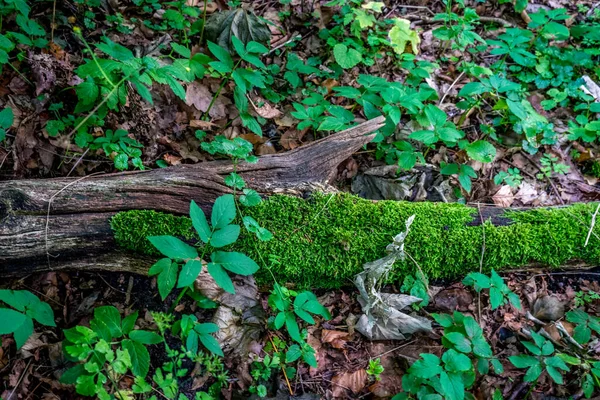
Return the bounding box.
[0,117,386,275]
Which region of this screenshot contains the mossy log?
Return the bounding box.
[113,193,600,289]
[0,117,385,275]
[1,114,599,286]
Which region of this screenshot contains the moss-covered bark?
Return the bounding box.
[111,193,600,289]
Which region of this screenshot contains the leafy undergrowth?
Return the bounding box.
[3,0,600,399]
[4,268,600,399]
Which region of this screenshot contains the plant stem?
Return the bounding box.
[199,0,209,44]
[203,59,243,120]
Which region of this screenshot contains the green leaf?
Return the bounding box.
[523,363,543,382]
[45,120,64,137]
[285,311,302,343]
[439,371,464,400]
[190,200,211,244]
[122,339,150,377]
[91,306,122,340]
[211,194,236,229]
[147,236,198,260]
[13,316,33,349]
[573,324,591,344]
[178,259,202,288]
[471,336,493,358]
[198,332,224,356]
[158,261,179,300]
[442,349,472,372]
[121,311,138,335]
[207,41,234,68]
[409,354,442,378]
[207,262,235,294]
[129,330,163,345]
[489,286,503,310]
[96,37,134,61]
[333,44,362,69]
[545,365,563,384]
[76,78,99,106]
[149,257,171,276]
[210,224,241,248]
[509,354,539,368]
[274,311,285,329]
[286,344,302,363]
[458,82,487,97]
[490,358,504,374]
[171,43,191,58]
[466,140,496,163]
[522,340,542,356]
[445,332,471,353]
[0,107,14,130]
[29,301,56,326]
[388,18,420,55]
[211,251,259,275]
[133,82,153,104]
[60,364,86,385]
[204,9,271,54]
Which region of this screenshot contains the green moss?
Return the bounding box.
[110,193,600,289]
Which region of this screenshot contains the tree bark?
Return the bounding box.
[0,117,386,275]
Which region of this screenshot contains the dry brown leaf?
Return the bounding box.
[280,128,306,150]
[189,119,215,129]
[163,154,182,166]
[492,185,514,207]
[185,82,212,112]
[249,96,282,119]
[322,78,339,93]
[239,133,267,146]
[331,369,367,397]
[256,142,276,155]
[321,329,351,349]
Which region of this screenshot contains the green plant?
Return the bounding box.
[494,168,523,188]
[565,309,600,345]
[174,314,224,356]
[463,270,522,310]
[433,312,503,375]
[509,331,570,384]
[268,284,331,348]
[432,7,485,51]
[400,273,430,310]
[60,306,161,397]
[367,358,384,381]
[148,192,259,300]
[395,349,475,400]
[0,289,56,349]
[88,129,144,170]
[0,106,13,142]
[536,154,569,180]
[574,290,600,307]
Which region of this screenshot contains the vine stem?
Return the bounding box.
[203,59,243,120]
[268,332,294,396]
[66,75,128,139]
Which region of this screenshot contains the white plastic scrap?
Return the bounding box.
[354,215,432,340]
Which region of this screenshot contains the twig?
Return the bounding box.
[479,16,516,28]
[518,151,565,205]
[372,339,416,359]
[477,204,486,323]
[7,359,33,400]
[66,147,89,177]
[50,0,57,42]
[585,202,600,247]
[45,172,104,267]
[267,333,294,396]
[439,71,465,105]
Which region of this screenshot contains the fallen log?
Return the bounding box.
[3,114,600,288]
[0,117,386,274]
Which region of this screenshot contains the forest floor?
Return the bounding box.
[2,0,600,398]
